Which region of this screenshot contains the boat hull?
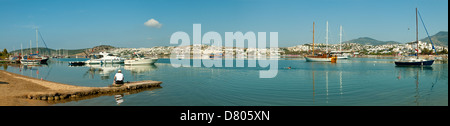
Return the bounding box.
[305,57,332,62]
[395,60,434,66]
[337,55,350,59]
[85,59,124,64]
[69,61,86,66]
[125,58,158,65]
[20,58,48,64]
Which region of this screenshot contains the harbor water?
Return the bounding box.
[2,58,448,106]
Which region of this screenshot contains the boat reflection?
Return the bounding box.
[124,64,157,74]
[84,64,123,80]
[6,64,49,80]
[115,94,124,105]
[81,63,158,80]
[309,62,345,104]
[394,66,435,106]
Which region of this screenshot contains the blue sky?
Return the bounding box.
[0,0,448,50]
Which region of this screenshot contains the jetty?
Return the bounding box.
[0,70,162,105]
[23,80,162,101]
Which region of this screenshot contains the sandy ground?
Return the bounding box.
[0,70,97,106]
[0,70,162,106]
[1,70,50,105]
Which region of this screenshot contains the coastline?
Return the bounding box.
[0,70,162,106]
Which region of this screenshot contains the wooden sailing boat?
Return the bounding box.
[20,28,49,64]
[395,8,434,66]
[304,21,336,62]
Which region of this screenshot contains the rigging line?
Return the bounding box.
[38,31,50,55]
[417,10,437,55]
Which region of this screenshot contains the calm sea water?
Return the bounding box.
[2,58,448,106]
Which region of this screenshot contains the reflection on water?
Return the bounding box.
[115,94,124,105]
[310,62,345,104]
[394,66,441,106]
[72,64,158,80]
[124,64,157,74]
[84,64,123,80]
[6,64,49,80]
[1,58,448,106]
[2,64,7,70]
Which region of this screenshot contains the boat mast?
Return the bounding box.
[312,22,315,55]
[326,21,328,57]
[340,25,342,52]
[416,8,419,59]
[29,40,32,54]
[36,28,39,54]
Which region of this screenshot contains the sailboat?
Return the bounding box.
[395,8,434,66]
[304,21,336,62]
[21,28,49,64]
[336,25,350,59]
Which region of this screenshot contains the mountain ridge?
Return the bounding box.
[420,31,448,47]
[343,37,401,46]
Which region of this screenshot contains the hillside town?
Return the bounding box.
[105,41,447,58]
[2,41,448,62]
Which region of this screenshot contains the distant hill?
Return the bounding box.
[9,47,85,56]
[344,37,401,46]
[9,45,116,56]
[420,31,448,47]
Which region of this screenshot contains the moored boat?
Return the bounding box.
[395,57,434,66]
[125,53,158,65]
[20,54,48,64]
[85,52,125,64]
[395,8,434,66]
[304,54,333,62]
[69,61,86,66]
[304,21,335,62]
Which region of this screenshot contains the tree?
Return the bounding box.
[1,48,7,57]
[438,49,448,54]
[421,48,433,55]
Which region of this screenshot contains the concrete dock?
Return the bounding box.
[23,80,163,101]
[0,70,162,104]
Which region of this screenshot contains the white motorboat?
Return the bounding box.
[85,52,125,64]
[330,51,351,59]
[337,55,350,59]
[124,54,158,65]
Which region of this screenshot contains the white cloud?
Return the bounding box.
[144,18,162,28]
